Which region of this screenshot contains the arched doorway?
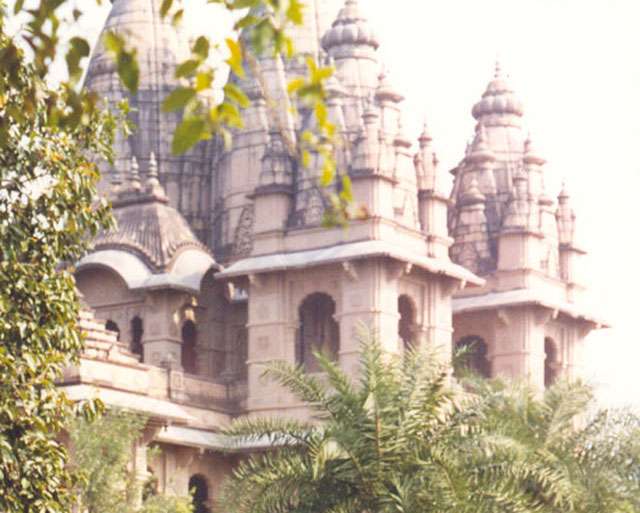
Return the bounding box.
[453,336,490,378]
[105,320,120,341]
[544,337,559,387]
[398,295,415,351]
[188,474,210,513]
[130,316,143,359]
[295,293,339,372]
[181,320,197,374]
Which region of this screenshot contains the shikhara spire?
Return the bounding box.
[84,0,215,244]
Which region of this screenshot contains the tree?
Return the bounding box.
[0,1,340,511]
[0,24,115,513]
[217,330,640,513]
[67,410,192,513]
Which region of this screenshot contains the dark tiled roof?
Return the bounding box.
[93,189,211,273]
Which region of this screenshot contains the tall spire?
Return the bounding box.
[85,0,215,245]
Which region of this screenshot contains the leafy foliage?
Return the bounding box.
[219,330,640,513]
[68,410,192,513]
[0,26,114,513]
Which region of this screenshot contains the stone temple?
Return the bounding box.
[65,0,606,506]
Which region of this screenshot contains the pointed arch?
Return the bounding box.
[544,337,559,387]
[295,293,339,372]
[454,335,490,378]
[105,320,120,341]
[398,294,416,351]
[188,474,210,513]
[181,320,197,374]
[130,316,143,359]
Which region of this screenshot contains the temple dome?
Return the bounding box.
[471,62,524,122]
[321,0,379,52]
[90,156,216,282]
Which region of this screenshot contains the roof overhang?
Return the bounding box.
[216,240,483,286]
[77,249,219,294]
[61,384,195,425]
[453,289,610,327]
[155,425,303,452]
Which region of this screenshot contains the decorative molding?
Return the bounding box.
[342,261,359,282]
[386,260,413,282]
[248,273,265,291]
[496,308,511,326]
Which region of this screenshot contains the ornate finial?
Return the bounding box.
[110,165,122,188]
[558,179,569,201]
[375,67,404,103]
[394,118,411,149]
[494,56,503,78]
[145,152,167,199]
[419,118,432,146]
[129,156,141,191]
[523,132,546,165]
[148,152,159,182]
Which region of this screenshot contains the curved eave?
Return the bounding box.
[76,249,221,294]
[156,425,300,452]
[61,384,194,425]
[452,289,610,328]
[216,240,484,286]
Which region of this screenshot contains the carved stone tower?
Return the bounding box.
[216,0,481,418]
[84,0,217,245]
[448,62,605,388]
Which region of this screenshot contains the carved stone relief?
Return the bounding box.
[234,205,254,257]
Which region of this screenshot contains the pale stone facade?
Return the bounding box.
[66,0,605,507]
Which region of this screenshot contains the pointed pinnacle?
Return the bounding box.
[148,152,159,181]
[419,118,432,145]
[130,156,141,191]
[494,56,503,78]
[110,165,122,187]
[558,179,570,201]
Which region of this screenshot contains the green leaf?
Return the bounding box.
[315,102,327,127]
[288,77,305,96]
[321,158,335,186]
[175,59,201,78]
[286,0,305,25]
[160,0,173,18]
[225,38,244,78]
[162,87,196,112]
[223,82,250,108]
[69,37,90,58]
[116,49,139,93]
[172,8,184,25]
[234,13,258,30]
[104,31,139,93]
[172,117,206,155]
[193,36,210,59]
[196,72,213,92]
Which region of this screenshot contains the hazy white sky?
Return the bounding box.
[30,0,640,406]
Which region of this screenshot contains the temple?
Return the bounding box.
[65,0,605,507]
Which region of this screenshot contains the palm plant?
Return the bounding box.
[218,330,640,513]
